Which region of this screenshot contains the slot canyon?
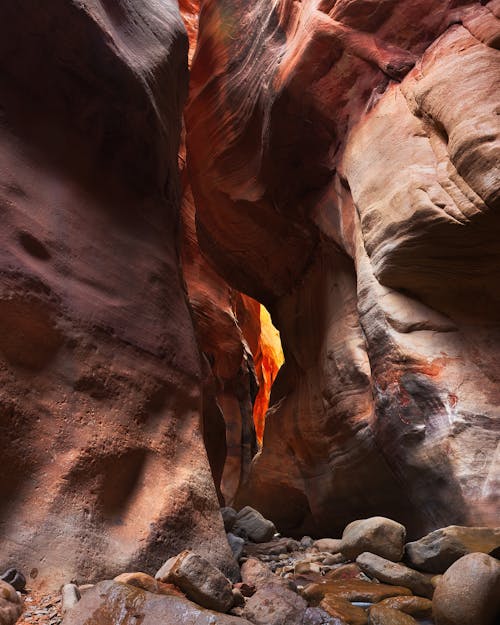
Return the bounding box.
[0,1,499,625]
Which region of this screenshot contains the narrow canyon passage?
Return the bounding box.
[0,1,499,625]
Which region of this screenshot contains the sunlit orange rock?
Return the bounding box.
[187,0,500,537]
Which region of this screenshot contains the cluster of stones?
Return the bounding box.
[4,511,500,625]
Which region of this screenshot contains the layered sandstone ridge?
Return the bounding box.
[186,0,500,537]
[0,0,238,588]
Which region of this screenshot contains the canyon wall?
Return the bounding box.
[0,0,239,588]
[186,0,500,538]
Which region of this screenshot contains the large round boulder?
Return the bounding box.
[340,517,406,562]
[432,552,500,625]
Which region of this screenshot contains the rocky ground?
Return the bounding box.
[1,509,499,625]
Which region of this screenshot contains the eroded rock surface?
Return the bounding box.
[186,0,500,537]
[0,0,236,588]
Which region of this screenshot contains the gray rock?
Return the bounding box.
[233,506,276,543]
[159,550,234,613]
[61,580,253,625]
[405,526,500,574]
[432,552,500,625]
[356,552,434,598]
[340,517,406,562]
[227,533,245,561]
[221,507,238,532]
[61,584,81,614]
[300,536,314,549]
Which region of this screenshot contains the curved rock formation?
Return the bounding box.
[0,0,238,588]
[186,0,500,537]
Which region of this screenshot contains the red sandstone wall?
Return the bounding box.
[186,0,500,537]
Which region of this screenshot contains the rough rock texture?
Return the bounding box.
[0,0,237,588]
[405,525,500,573]
[186,0,500,537]
[160,551,234,613]
[61,581,253,625]
[432,552,500,625]
[240,559,308,625]
[233,506,276,543]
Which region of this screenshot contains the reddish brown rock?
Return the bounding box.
[0,0,237,589]
[62,581,253,625]
[186,0,500,538]
[302,579,412,604]
[0,580,23,625]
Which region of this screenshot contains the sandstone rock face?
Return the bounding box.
[61,581,253,625]
[0,0,236,588]
[405,526,500,573]
[0,581,23,625]
[341,518,406,562]
[356,552,434,598]
[432,553,500,625]
[186,0,500,538]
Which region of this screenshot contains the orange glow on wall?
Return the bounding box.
[253,305,284,444]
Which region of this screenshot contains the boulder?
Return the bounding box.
[233,507,276,543]
[432,553,500,625]
[377,596,432,619]
[314,539,342,554]
[222,508,238,532]
[369,605,418,625]
[320,595,368,625]
[61,584,81,614]
[405,526,500,573]
[356,552,434,598]
[244,538,300,557]
[158,551,234,613]
[302,579,412,604]
[113,572,183,597]
[61,580,253,625]
[302,607,341,625]
[227,533,245,561]
[340,518,406,562]
[240,558,308,625]
[0,580,23,625]
[324,564,364,581]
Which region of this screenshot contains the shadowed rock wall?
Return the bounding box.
[186,0,500,537]
[0,0,238,588]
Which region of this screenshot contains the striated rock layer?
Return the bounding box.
[0,0,238,588]
[186,0,500,537]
